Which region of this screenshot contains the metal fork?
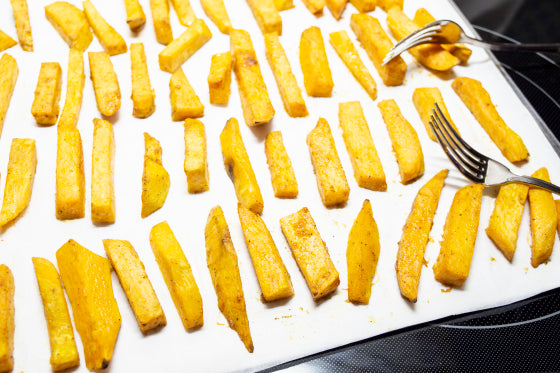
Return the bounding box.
[382,20,560,65]
[429,103,560,195]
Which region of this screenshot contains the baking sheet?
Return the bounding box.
[1,0,560,372]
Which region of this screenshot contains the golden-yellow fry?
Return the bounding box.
[158,18,212,73]
[307,118,350,207]
[200,0,232,34]
[280,207,340,299]
[83,0,127,56]
[131,43,156,118]
[89,51,121,116]
[208,52,232,104]
[347,199,380,304]
[274,0,294,11]
[329,31,377,100]
[58,49,85,128]
[339,101,386,191]
[0,139,37,227]
[31,62,63,126]
[231,29,275,126]
[376,0,402,11]
[265,131,298,198]
[103,240,166,333]
[412,87,459,142]
[0,30,17,52]
[184,119,209,193]
[246,0,282,34]
[264,32,307,117]
[325,0,347,19]
[124,0,146,31]
[300,26,333,97]
[433,184,484,287]
[557,200,560,239]
[10,0,33,51]
[170,0,196,26]
[56,125,85,220]
[301,0,325,14]
[0,54,18,137]
[205,206,253,352]
[45,1,93,51]
[220,118,264,214]
[350,13,406,86]
[350,0,374,13]
[529,167,557,267]
[56,240,121,371]
[150,0,173,45]
[413,8,472,63]
[91,118,115,223]
[238,204,294,301]
[170,68,204,120]
[378,99,424,184]
[142,133,170,218]
[150,221,204,330]
[0,265,14,373]
[396,170,447,303]
[486,183,529,261]
[452,77,529,163]
[32,257,79,372]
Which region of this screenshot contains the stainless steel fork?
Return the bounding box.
[429,103,560,195]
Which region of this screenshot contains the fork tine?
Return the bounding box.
[382,26,441,65]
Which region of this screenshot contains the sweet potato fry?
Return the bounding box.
[150,222,203,330]
[238,204,294,301]
[200,0,231,34]
[170,0,196,26]
[557,200,560,239]
[141,133,170,218]
[150,0,173,45]
[350,13,406,86]
[339,101,386,191]
[89,51,121,116]
[170,68,204,120]
[0,139,37,227]
[433,184,484,287]
[205,206,253,352]
[452,77,529,163]
[31,62,63,126]
[280,207,340,300]
[220,118,264,214]
[0,30,17,52]
[376,0,402,11]
[91,118,115,223]
[131,43,156,118]
[274,0,294,11]
[184,119,209,193]
[529,167,557,267]
[208,52,232,105]
[264,32,307,117]
[412,87,459,142]
[56,239,121,370]
[32,257,79,371]
[246,0,282,34]
[0,265,14,373]
[307,118,350,207]
[123,0,146,31]
[299,26,333,97]
[58,49,85,128]
[103,239,166,333]
[486,183,529,261]
[10,0,33,51]
[349,0,374,13]
[158,18,212,73]
[265,131,298,198]
[231,29,275,126]
[396,170,447,302]
[329,31,377,100]
[325,0,347,19]
[45,1,93,51]
[387,8,459,71]
[301,0,325,14]
[83,0,127,55]
[378,99,424,184]
[0,54,18,137]
[56,125,85,220]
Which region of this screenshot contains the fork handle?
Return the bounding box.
[464,37,560,54]
[508,176,560,195]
